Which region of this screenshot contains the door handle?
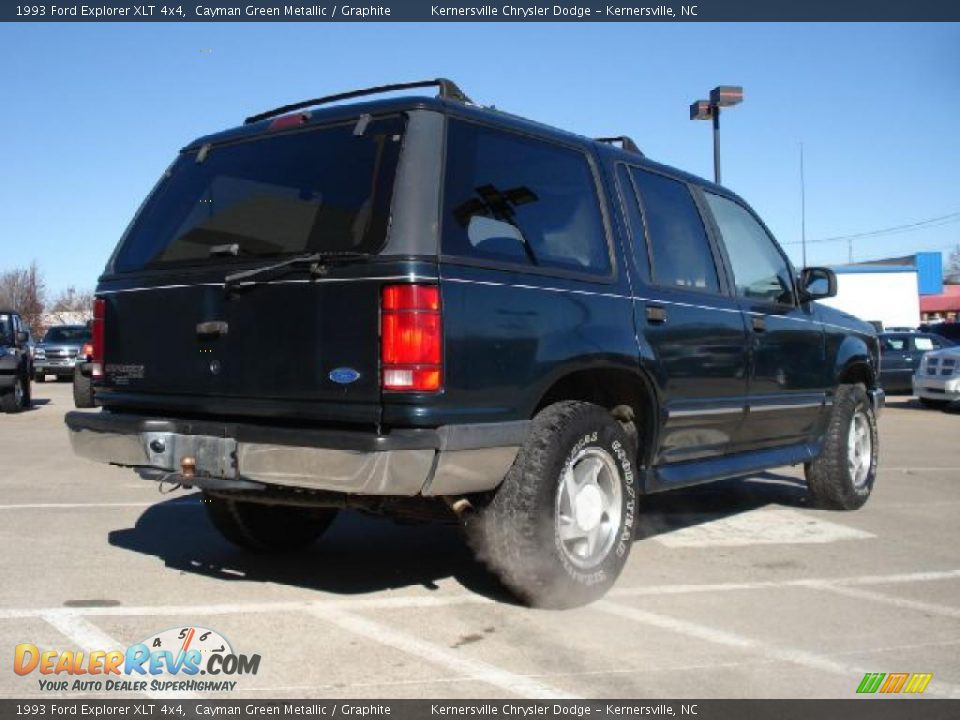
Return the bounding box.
[751,316,766,332]
[646,305,667,324]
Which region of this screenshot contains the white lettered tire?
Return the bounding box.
[467,401,638,608]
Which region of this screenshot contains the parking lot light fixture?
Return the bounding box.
[690,85,743,185]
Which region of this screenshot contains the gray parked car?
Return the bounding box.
[34,325,91,382]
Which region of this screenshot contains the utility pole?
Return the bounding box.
[800,142,807,268]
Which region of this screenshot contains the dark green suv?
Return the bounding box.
[65,79,883,607]
[0,310,32,413]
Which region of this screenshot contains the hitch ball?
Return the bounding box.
[180,456,197,479]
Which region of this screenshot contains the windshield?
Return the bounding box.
[43,326,90,344]
[113,115,406,272]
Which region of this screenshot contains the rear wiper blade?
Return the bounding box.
[223,251,369,289]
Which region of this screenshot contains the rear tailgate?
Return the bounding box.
[100,272,397,424]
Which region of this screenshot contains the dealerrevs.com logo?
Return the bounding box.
[14,626,260,693]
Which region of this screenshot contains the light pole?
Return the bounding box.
[690,86,743,185]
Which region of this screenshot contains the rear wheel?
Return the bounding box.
[72,368,95,408]
[33,373,46,383]
[466,401,638,608]
[1,376,27,414]
[203,493,338,553]
[918,397,949,409]
[805,383,878,510]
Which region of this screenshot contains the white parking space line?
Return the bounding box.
[594,601,960,699]
[884,467,960,472]
[0,501,198,511]
[1,569,957,621]
[0,596,492,621]
[40,612,197,701]
[310,607,579,700]
[801,582,960,619]
[648,506,874,548]
[610,568,960,598]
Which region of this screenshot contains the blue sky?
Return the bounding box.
[1,22,958,294]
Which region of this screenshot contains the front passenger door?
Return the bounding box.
[702,192,828,451]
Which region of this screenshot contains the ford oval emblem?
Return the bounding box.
[329,367,360,385]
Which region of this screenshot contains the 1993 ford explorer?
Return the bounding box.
[66,79,883,607]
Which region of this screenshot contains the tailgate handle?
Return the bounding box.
[196,321,229,337]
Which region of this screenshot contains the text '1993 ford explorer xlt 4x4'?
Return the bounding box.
[66,79,883,608]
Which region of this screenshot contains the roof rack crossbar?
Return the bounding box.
[244,78,472,125]
[595,135,643,155]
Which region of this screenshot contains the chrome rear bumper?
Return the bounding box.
[65,411,527,497]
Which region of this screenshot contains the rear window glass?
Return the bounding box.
[113,116,406,272]
[43,326,90,343]
[442,120,610,275]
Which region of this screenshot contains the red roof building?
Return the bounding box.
[920,284,960,321]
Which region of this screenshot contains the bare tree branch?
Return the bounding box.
[0,262,46,334]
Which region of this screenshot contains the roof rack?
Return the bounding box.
[244,78,472,125]
[595,136,643,155]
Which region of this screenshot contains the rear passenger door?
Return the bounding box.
[701,191,827,450]
[619,166,749,464]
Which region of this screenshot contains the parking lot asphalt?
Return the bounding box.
[1,383,958,700]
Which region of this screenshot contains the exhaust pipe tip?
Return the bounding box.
[444,497,475,519]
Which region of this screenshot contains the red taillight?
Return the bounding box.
[91,298,105,379]
[381,284,442,392]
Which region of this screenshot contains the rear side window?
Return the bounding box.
[442,121,610,276]
[113,116,406,272]
[629,169,720,292]
[882,335,907,351]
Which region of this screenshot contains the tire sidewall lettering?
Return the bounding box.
[554,426,635,585]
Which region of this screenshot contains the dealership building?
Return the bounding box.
[819,251,957,329]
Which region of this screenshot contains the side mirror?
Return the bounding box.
[15,331,28,344]
[798,267,837,302]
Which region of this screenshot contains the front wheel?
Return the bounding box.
[203,494,338,553]
[466,401,638,608]
[805,383,878,510]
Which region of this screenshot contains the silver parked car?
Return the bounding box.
[34,325,91,382]
[913,345,960,409]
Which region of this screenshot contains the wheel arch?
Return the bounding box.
[533,364,659,470]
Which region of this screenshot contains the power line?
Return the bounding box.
[782,211,960,247]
